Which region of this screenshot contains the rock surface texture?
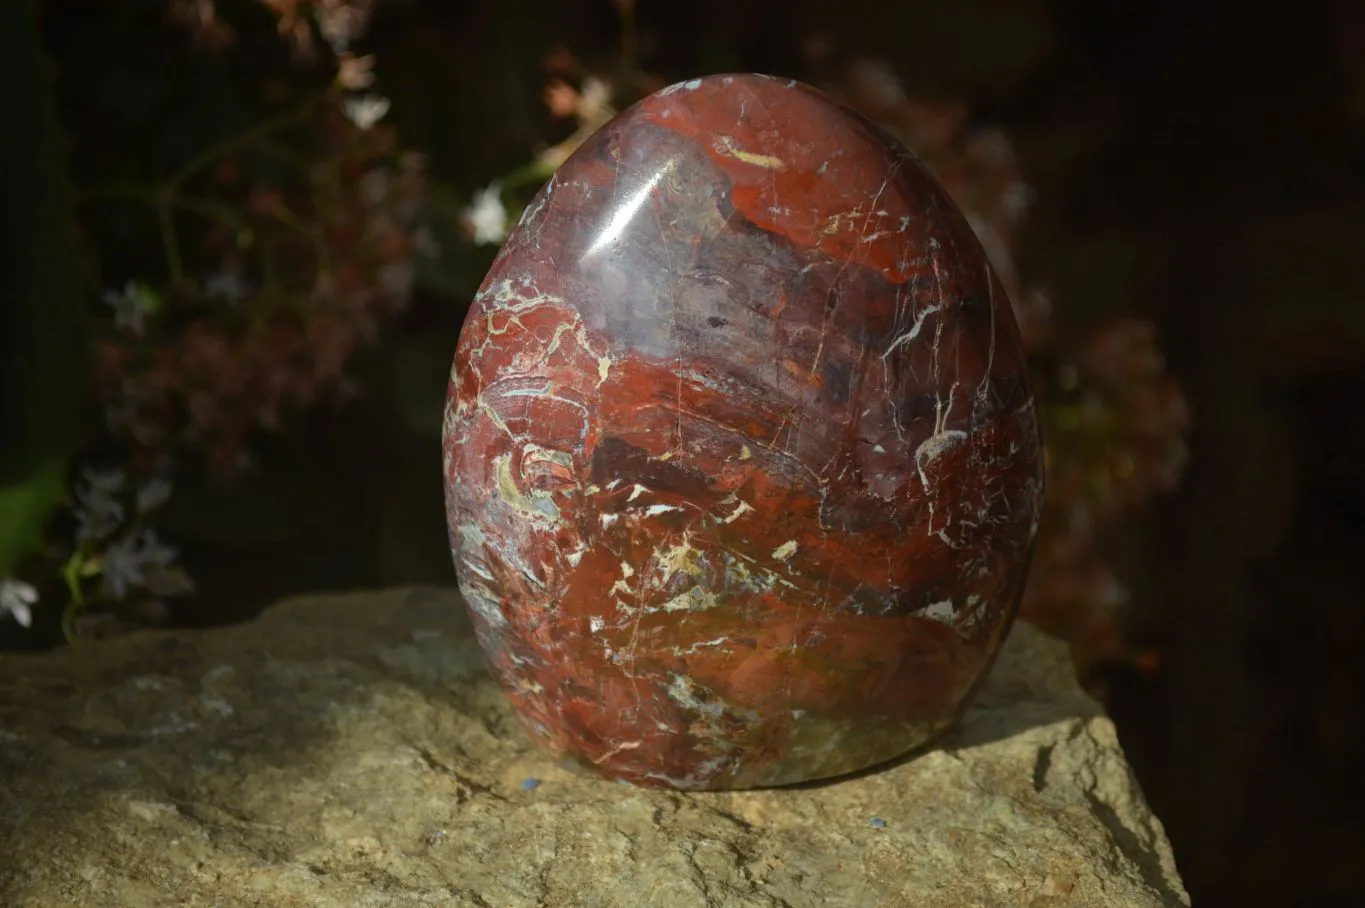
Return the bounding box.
[444,73,1044,789]
[0,588,1187,907]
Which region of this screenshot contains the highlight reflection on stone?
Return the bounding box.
[442,73,1044,790]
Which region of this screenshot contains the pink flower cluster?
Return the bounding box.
[97,2,426,475]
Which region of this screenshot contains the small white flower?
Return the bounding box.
[82,466,126,496]
[315,3,370,53]
[462,183,508,246]
[342,93,390,130]
[75,467,127,542]
[576,77,613,123]
[850,58,907,108]
[101,529,179,600]
[335,52,376,90]
[135,478,173,514]
[0,578,37,628]
[204,269,252,304]
[102,281,159,336]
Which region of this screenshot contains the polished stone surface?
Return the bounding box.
[442,74,1043,789]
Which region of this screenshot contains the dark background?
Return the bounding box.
[17,1,1365,904]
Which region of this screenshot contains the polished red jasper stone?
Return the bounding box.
[442,74,1043,789]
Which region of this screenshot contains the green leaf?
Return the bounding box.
[0,461,65,579]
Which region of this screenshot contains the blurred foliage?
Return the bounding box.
[6,0,438,641]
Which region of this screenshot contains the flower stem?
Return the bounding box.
[165,96,322,192]
[87,93,328,289]
[157,191,185,288]
[59,549,87,643]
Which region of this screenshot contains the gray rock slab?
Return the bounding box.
[0,587,1188,906]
